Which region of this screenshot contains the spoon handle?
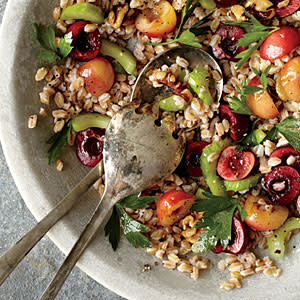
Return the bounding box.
[0,166,99,286]
[39,192,115,300]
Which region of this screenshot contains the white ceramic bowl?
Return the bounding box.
[1,1,300,299]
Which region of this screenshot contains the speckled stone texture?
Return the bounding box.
[0,1,125,299]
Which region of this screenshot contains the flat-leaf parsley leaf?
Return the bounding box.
[119,193,157,209]
[224,12,279,69]
[148,2,213,48]
[104,194,156,250]
[32,23,73,63]
[191,192,247,253]
[46,120,72,165]
[264,117,300,152]
[116,203,151,248]
[228,78,261,115]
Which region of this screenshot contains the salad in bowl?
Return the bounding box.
[29,0,300,292]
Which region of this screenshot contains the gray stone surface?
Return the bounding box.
[0,2,125,299]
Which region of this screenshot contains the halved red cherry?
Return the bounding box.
[270,145,300,170]
[135,0,177,37]
[246,5,275,20]
[220,104,249,141]
[217,145,255,181]
[212,217,248,255]
[280,56,300,102]
[214,0,240,8]
[156,190,197,227]
[79,57,115,97]
[212,24,246,60]
[248,76,279,119]
[76,127,105,167]
[67,21,101,61]
[260,26,300,61]
[275,0,300,17]
[185,141,209,177]
[262,166,300,204]
[244,195,288,231]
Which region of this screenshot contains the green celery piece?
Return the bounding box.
[195,187,208,199]
[224,175,262,192]
[200,138,231,196]
[100,40,136,75]
[159,95,186,112]
[61,3,104,24]
[267,217,300,258]
[254,129,266,144]
[72,113,111,132]
[178,69,187,82]
[199,0,216,9]
[188,66,214,105]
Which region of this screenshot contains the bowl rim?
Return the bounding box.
[1,2,300,300]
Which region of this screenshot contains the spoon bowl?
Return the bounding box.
[131,46,223,104]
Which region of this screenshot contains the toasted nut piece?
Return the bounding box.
[107,4,129,29]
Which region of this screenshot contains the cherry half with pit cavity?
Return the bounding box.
[76,128,105,167]
[220,104,249,141]
[67,21,101,61]
[212,217,248,255]
[185,141,209,177]
[262,166,300,204]
[270,145,300,170]
[274,0,300,17]
[217,145,255,181]
[212,24,246,60]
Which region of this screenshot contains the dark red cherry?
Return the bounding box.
[220,104,249,141]
[246,4,275,20]
[270,145,300,170]
[274,0,300,17]
[185,141,209,177]
[76,128,105,167]
[262,166,300,204]
[67,21,101,61]
[212,24,246,60]
[217,146,255,181]
[212,217,248,255]
[214,0,240,8]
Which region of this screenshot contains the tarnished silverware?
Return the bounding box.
[0,46,223,300]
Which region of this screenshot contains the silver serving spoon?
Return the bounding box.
[0,46,223,299]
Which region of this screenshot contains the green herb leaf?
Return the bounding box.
[238,204,248,221]
[235,118,264,152]
[276,117,300,152]
[263,127,279,142]
[191,192,246,252]
[228,78,260,115]
[176,30,202,48]
[104,206,121,251]
[177,0,200,36]
[46,121,72,165]
[116,203,152,248]
[235,44,259,70]
[32,23,57,52]
[32,23,59,63]
[59,32,74,58]
[147,9,212,48]
[252,64,272,91]
[120,193,157,209]
[32,23,73,63]
[224,12,279,69]
[36,49,60,64]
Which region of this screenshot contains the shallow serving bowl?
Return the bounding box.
[1,1,300,299]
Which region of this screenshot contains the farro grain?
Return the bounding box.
[56,160,64,172]
[28,115,38,129]
[35,67,48,81]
